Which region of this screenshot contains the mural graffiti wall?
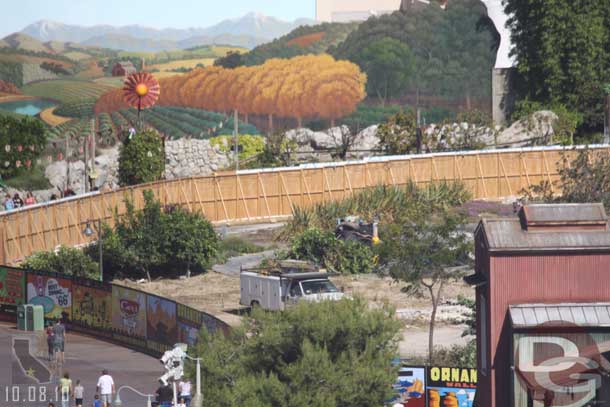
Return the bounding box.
[177,303,202,346]
[72,280,112,337]
[146,294,177,353]
[392,366,426,406]
[111,285,147,349]
[0,267,25,317]
[26,273,72,320]
[0,268,230,357]
[427,367,477,407]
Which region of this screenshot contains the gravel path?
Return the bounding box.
[212,250,277,276]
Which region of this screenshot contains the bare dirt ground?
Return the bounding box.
[116,222,475,358]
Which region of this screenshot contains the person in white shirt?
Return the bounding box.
[74,380,84,407]
[96,369,115,407]
[178,380,192,407]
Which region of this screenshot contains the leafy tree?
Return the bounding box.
[378,209,472,363]
[376,111,418,154]
[432,341,476,367]
[118,128,165,186]
[0,115,46,178]
[353,37,415,106]
[189,298,401,406]
[522,148,610,211]
[22,246,99,280]
[93,190,218,280]
[505,0,610,130]
[214,51,244,68]
[331,2,496,105]
[288,228,375,274]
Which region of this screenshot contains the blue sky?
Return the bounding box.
[1,0,316,37]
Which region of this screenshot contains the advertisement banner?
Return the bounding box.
[72,281,112,336]
[111,285,147,349]
[391,366,426,406]
[147,294,177,352]
[27,273,72,320]
[427,366,477,407]
[0,267,25,317]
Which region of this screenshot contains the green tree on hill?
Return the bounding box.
[352,37,415,106]
[505,0,610,130]
[190,298,401,406]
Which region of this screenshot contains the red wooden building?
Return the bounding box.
[468,203,610,406]
[111,61,137,77]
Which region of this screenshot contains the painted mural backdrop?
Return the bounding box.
[0,267,25,316]
[177,303,202,346]
[111,285,147,349]
[27,274,72,319]
[427,366,477,407]
[392,366,426,406]
[72,281,112,335]
[147,294,177,353]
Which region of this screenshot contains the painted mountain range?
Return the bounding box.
[20,13,315,51]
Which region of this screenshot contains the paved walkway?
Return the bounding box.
[1,322,162,407]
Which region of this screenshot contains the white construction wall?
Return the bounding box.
[316,0,401,22]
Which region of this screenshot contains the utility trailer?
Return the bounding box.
[239,260,345,311]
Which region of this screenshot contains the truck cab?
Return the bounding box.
[240,260,345,311]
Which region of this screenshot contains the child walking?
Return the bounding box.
[74,380,84,407]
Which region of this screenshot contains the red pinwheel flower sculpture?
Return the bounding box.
[123,72,160,120]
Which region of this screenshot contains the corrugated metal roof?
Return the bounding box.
[510,303,610,328]
[480,218,610,252]
[522,203,607,225]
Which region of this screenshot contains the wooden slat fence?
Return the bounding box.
[1,145,606,265]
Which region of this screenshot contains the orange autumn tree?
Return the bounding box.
[94,55,367,127]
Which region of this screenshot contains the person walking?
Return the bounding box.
[96,369,115,407]
[12,193,23,208]
[3,193,14,211]
[24,191,36,206]
[57,372,73,407]
[178,379,192,407]
[74,380,84,407]
[155,384,173,407]
[46,323,55,361]
[52,319,66,364]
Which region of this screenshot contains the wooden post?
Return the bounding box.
[234,109,239,171]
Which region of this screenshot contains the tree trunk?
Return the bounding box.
[244,113,249,124]
[297,117,303,128]
[415,86,420,112]
[268,114,274,136]
[376,89,386,108]
[145,269,152,283]
[330,118,336,127]
[426,279,445,365]
[465,91,472,111]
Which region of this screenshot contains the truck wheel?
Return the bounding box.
[250,300,260,309]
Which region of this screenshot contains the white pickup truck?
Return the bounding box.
[240,260,345,311]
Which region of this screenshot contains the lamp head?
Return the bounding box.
[83,222,94,237]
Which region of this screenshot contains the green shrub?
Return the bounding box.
[22,246,100,280]
[209,134,265,161]
[288,228,375,274]
[0,115,46,178]
[217,236,268,260]
[118,129,165,186]
[90,190,219,280]
[376,111,418,154]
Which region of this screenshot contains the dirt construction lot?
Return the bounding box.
[118,270,474,358]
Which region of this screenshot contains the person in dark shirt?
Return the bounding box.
[12,193,23,208]
[155,385,173,407]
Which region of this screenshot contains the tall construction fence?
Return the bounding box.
[1,145,606,265]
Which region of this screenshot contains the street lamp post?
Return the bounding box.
[184,354,203,407]
[83,219,103,282]
[113,385,154,407]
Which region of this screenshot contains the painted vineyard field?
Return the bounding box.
[21,79,116,103]
[104,106,259,139]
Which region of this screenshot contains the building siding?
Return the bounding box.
[484,253,610,407]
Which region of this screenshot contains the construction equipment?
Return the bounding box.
[335,216,380,246]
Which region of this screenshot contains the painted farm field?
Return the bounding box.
[21,79,116,103]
